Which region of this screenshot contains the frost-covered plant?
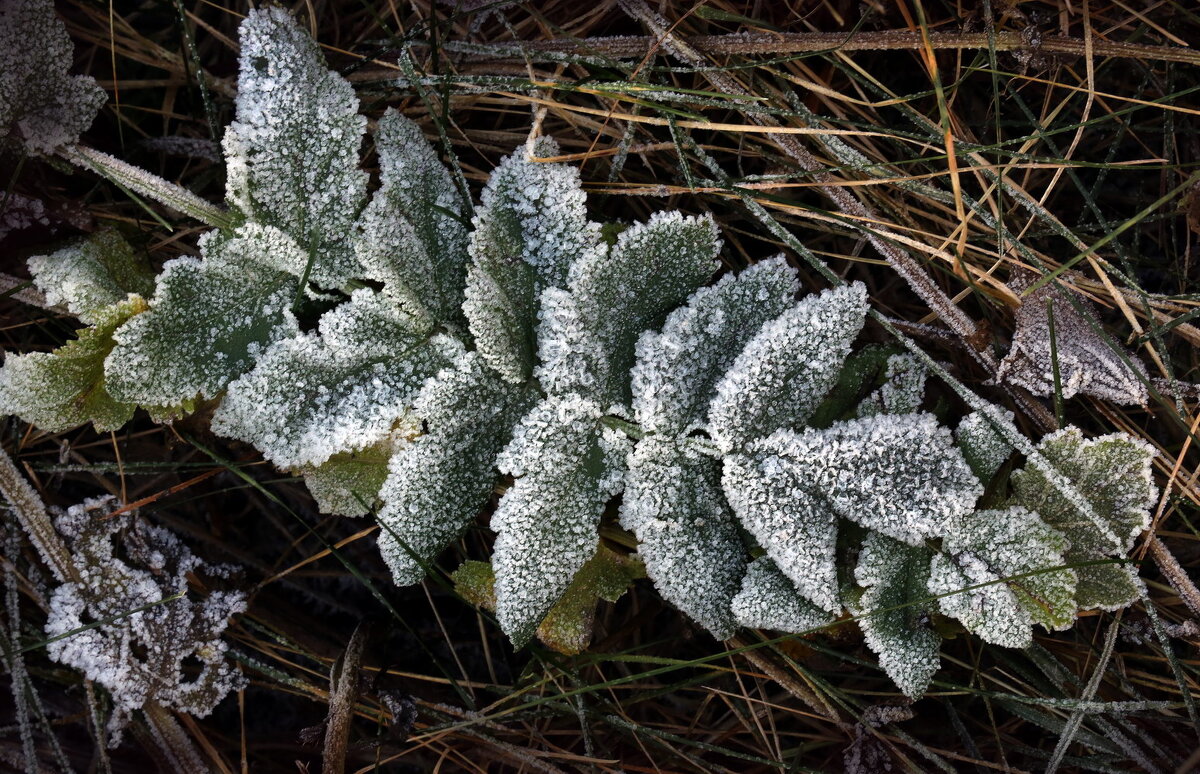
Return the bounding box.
[45,497,246,743]
[0,7,1161,701]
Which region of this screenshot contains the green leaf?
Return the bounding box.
[856,353,926,417]
[463,137,603,382]
[534,544,640,655]
[707,282,869,452]
[27,229,154,324]
[490,394,630,648]
[1009,426,1155,610]
[731,556,836,634]
[0,0,106,154]
[222,6,367,289]
[852,532,939,699]
[0,296,146,432]
[630,256,799,434]
[376,352,534,586]
[928,507,1076,648]
[955,406,1015,483]
[536,211,720,405]
[300,430,413,518]
[104,225,300,409]
[621,436,745,639]
[354,109,470,323]
[212,288,458,469]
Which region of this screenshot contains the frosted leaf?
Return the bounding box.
[26,229,154,324]
[851,532,939,699]
[929,507,1076,647]
[463,138,603,382]
[955,406,1015,482]
[0,0,106,154]
[1009,426,1155,610]
[45,497,246,740]
[536,211,720,404]
[0,296,145,432]
[300,425,416,518]
[620,436,744,639]
[491,394,629,647]
[722,444,840,612]
[354,109,469,322]
[731,556,837,633]
[631,256,799,434]
[105,226,300,408]
[856,354,926,417]
[376,352,534,586]
[212,288,458,469]
[708,282,869,452]
[222,7,367,289]
[996,272,1148,405]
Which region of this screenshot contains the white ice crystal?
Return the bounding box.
[535,211,720,405]
[105,225,301,409]
[27,229,154,324]
[731,556,836,633]
[377,352,534,585]
[955,406,1016,482]
[852,532,939,699]
[490,393,630,646]
[630,256,799,434]
[213,288,459,469]
[1009,426,1156,610]
[222,7,367,289]
[463,137,604,382]
[0,0,106,154]
[856,353,926,417]
[929,507,1076,648]
[620,436,745,639]
[354,109,470,323]
[707,282,869,452]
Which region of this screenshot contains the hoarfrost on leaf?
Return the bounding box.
[104,225,300,409]
[929,507,1076,648]
[996,272,1148,405]
[0,0,106,154]
[731,556,836,633]
[300,427,415,518]
[27,229,154,324]
[354,109,469,323]
[630,256,799,434]
[1009,426,1155,610]
[620,436,744,639]
[851,532,939,699]
[536,211,719,405]
[463,137,603,382]
[377,352,534,586]
[222,7,367,289]
[212,288,457,469]
[856,353,927,417]
[956,406,1015,482]
[490,393,629,647]
[707,282,869,452]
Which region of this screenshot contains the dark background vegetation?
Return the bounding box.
[3,0,1200,771]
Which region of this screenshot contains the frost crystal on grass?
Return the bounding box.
[631,256,799,434]
[27,229,154,324]
[105,226,300,409]
[223,7,367,289]
[463,137,603,382]
[536,212,719,405]
[213,288,457,469]
[856,353,926,417]
[853,532,939,699]
[708,282,868,452]
[377,352,534,586]
[997,273,1148,405]
[929,507,1075,647]
[0,296,145,432]
[490,394,629,646]
[731,556,836,633]
[620,436,744,639]
[354,109,469,323]
[45,498,245,742]
[956,406,1015,482]
[0,0,106,154]
[1010,426,1156,610]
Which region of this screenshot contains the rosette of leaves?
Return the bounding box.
[44,497,246,743]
